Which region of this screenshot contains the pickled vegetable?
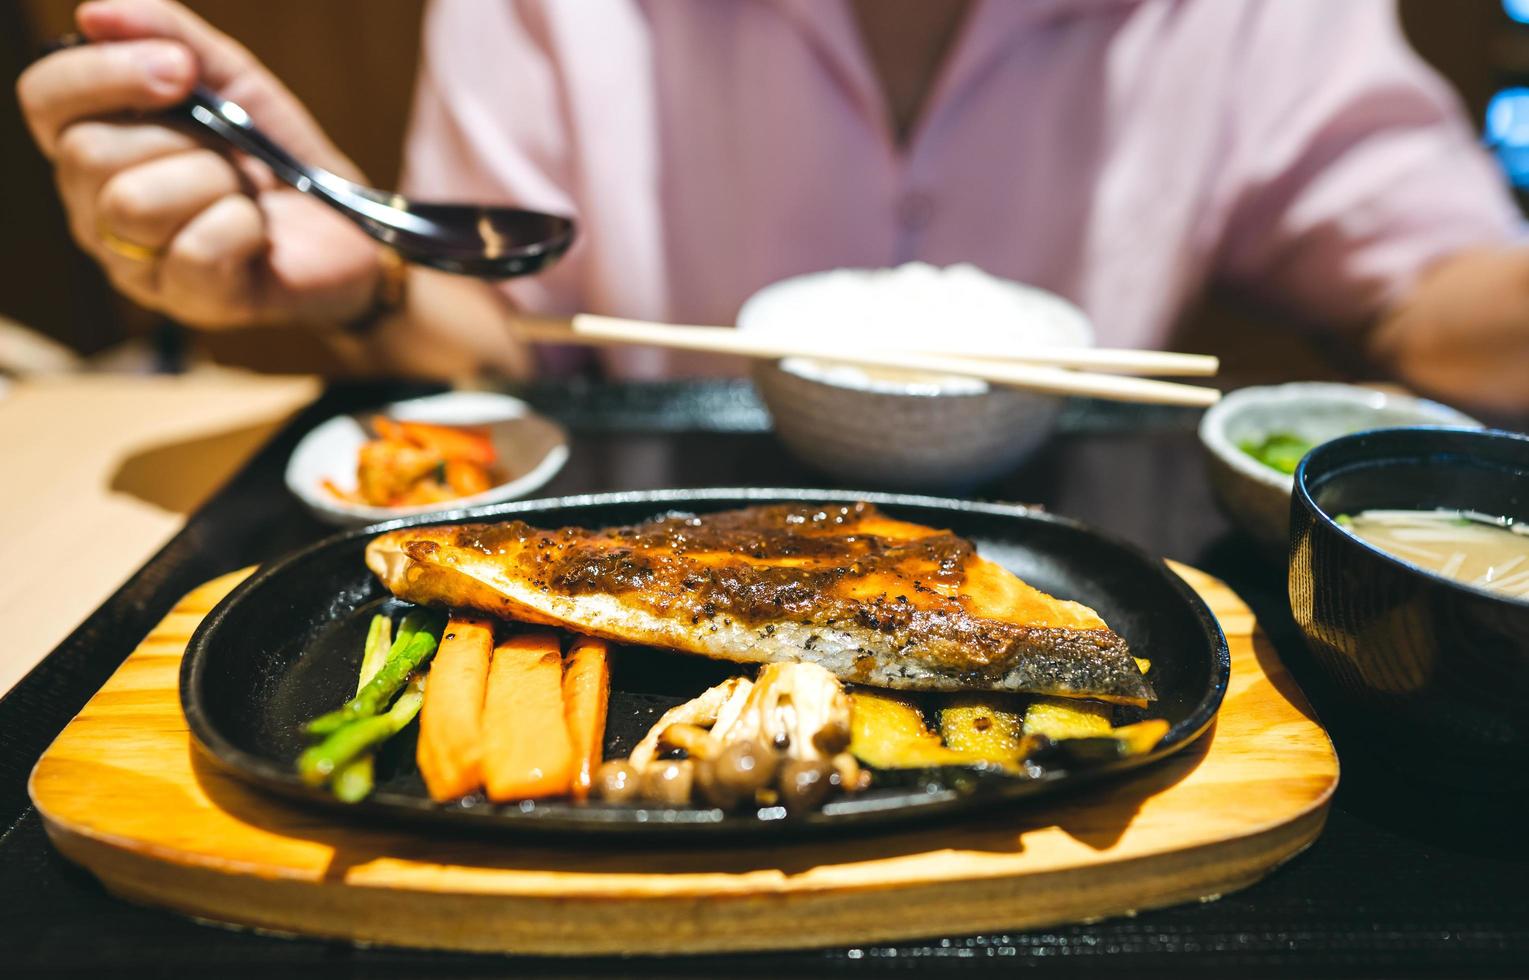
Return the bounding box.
[1237,432,1312,475]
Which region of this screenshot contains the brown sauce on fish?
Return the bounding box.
[449,503,968,621]
[430,503,1138,688]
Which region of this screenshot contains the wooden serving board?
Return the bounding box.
[30,563,1337,956]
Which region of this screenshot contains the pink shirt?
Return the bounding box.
[401,0,1520,378]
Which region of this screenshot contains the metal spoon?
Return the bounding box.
[49,36,576,278]
[179,86,576,277]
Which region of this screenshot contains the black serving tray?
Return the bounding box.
[11,382,1528,977]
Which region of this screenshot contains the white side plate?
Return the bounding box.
[285,391,569,527]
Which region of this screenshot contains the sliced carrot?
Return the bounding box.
[321,478,361,504]
[444,458,494,497]
[416,615,494,802]
[561,637,611,801]
[396,420,496,466]
[481,631,576,801]
[370,415,409,444]
[393,478,456,507]
[357,438,441,506]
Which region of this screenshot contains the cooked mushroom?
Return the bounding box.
[777,758,834,810]
[693,757,744,809]
[721,662,852,764]
[658,722,723,761]
[812,718,852,756]
[830,751,868,792]
[592,760,642,804]
[640,759,695,806]
[616,661,865,812]
[712,739,779,796]
[627,676,752,770]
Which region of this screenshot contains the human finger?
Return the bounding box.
[156,192,268,329]
[15,39,194,157]
[53,119,200,249]
[95,148,244,251]
[78,0,260,92]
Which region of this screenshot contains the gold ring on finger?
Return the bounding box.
[97,220,162,263]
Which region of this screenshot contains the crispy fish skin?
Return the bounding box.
[365,502,1152,704]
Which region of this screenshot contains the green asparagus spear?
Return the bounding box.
[330,758,375,802]
[389,608,434,650]
[304,611,445,736]
[357,613,394,687]
[298,674,427,786]
[328,613,396,801]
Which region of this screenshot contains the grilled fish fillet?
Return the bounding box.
[365,502,1152,704]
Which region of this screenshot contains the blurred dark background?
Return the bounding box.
[0,0,1522,380]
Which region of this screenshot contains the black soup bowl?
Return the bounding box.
[1289,426,1529,785]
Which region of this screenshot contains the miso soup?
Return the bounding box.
[1342,509,1529,598]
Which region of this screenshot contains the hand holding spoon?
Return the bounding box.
[49,34,576,279]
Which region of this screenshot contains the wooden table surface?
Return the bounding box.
[0,372,318,697]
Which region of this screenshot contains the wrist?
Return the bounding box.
[339,247,409,338]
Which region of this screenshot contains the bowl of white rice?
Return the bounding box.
[740,263,1093,491]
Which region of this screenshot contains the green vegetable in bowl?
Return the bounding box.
[1237,432,1313,475]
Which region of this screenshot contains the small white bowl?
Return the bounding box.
[286,391,569,527]
[740,264,1094,491]
[1198,382,1480,553]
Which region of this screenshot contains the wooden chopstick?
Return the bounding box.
[518,317,1218,377]
[517,316,1220,408]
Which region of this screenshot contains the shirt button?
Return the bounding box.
[897,191,935,230]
